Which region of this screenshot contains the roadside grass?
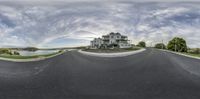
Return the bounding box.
[159,48,200,58]
[180,52,200,58]
[0,50,63,59]
[82,47,141,53]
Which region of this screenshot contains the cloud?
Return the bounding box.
[0,1,200,48]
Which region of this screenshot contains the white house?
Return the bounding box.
[90,38,103,49]
[90,32,131,49]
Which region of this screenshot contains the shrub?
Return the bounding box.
[188,48,200,54]
[13,51,20,55]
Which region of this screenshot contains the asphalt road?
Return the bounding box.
[0,48,200,99]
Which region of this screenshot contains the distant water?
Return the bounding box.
[16,50,59,56]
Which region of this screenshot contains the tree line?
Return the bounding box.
[136,37,199,54]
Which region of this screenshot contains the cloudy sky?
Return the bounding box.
[0,1,200,48]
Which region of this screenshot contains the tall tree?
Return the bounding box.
[137,41,146,47]
[167,37,187,52]
[155,43,166,49]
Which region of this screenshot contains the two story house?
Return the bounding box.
[90,32,131,49]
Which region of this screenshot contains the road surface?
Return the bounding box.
[0,48,200,99]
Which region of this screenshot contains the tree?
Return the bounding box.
[155,43,166,49]
[137,41,146,47]
[167,37,187,52]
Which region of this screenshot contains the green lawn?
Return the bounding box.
[83,47,141,53]
[0,51,63,59]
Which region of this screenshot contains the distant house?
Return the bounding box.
[90,32,131,49]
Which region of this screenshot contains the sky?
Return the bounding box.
[0,1,200,48]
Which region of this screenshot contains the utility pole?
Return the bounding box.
[175,39,177,52]
[162,40,164,49]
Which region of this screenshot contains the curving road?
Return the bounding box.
[0,48,200,99]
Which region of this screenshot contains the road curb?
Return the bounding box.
[78,48,146,57]
[160,49,200,60]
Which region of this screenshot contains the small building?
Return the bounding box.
[90,32,131,49]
